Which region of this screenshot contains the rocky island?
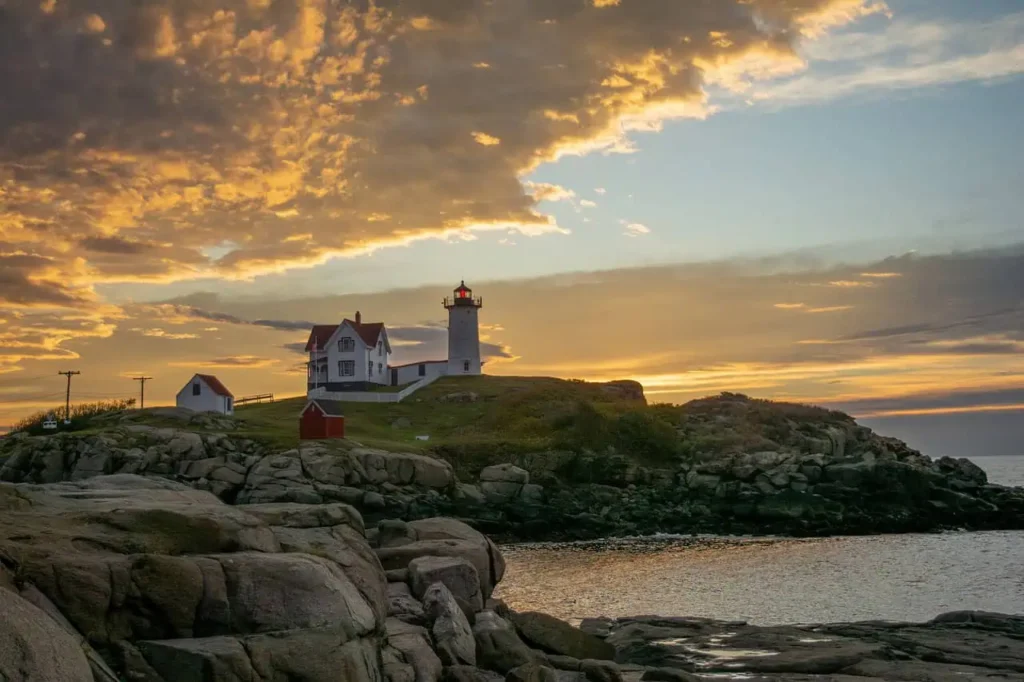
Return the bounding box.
[2,379,1023,541]
[2,378,1024,680]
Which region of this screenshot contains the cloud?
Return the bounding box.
[750,11,1024,106]
[827,280,876,288]
[150,303,315,333]
[622,222,651,237]
[131,328,199,340]
[806,305,853,314]
[594,188,607,195]
[169,356,277,369]
[774,303,807,309]
[579,200,597,208]
[0,0,886,311]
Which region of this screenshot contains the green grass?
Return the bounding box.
[99,377,856,480]
[233,375,643,453]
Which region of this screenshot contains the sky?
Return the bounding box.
[1,0,1023,456]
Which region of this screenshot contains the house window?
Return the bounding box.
[368,360,374,377]
[339,360,355,376]
[418,364,426,377]
[192,382,201,396]
[338,337,355,352]
[225,398,233,411]
[377,340,383,354]
[463,360,470,372]
[378,362,382,375]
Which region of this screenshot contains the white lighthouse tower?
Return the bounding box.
[444,281,482,375]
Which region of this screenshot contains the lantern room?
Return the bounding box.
[444,281,482,309]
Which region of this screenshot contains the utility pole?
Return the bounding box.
[132,376,153,409]
[58,370,80,423]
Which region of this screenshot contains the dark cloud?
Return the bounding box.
[170,355,276,368]
[79,237,151,255]
[282,342,308,355]
[156,303,314,332]
[0,254,88,307]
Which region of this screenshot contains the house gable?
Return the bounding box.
[305,325,338,352]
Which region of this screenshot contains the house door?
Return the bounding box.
[391,368,398,386]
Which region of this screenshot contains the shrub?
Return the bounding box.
[551,400,612,452]
[11,399,136,435]
[612,410,680,464]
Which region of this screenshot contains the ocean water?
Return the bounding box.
[496,455,1024,625]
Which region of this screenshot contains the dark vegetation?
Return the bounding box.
[11,399,137,436]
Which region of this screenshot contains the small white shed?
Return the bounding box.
[175,374,235,414]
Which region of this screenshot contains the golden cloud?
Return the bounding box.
[1,0,884,304]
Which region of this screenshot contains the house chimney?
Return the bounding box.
[355,311,361,324]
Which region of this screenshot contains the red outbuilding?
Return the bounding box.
[299,399,346,440]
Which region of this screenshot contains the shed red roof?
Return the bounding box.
[303,320,386,352]
[196,374,233,398]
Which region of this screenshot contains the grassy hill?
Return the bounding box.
[9,375,858,480]
[233,375,647,454]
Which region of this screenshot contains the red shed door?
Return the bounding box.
[300,404,327,440]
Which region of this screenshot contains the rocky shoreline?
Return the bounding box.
[2,474,1023,682]
[2,404,1024,542]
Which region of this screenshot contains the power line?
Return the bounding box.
[0,391,66,405]
[131,376,153,409]
[58,370,80,423]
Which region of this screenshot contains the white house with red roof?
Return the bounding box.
[304,282,484,400]
[305,311,393,393]
[175,374,235,414]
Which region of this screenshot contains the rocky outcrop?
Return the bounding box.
[0,475,385,681]
[2,394,1023,543]
[585,610,1024,681]
[2,473,1024,682]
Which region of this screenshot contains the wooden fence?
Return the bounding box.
[235,393,274,406]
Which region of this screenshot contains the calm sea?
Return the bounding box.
[496,455,1024,625]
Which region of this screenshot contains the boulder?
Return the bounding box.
[480,464,529,502]
[0,587,93,682]
[387,618,443,682]
[579,660,623,682]
[0,475,388,682]
[376,518,504,598]
[506,662,559,682]
[409,556,484,615]
[443,666,505,682]
[423,582,476,666]
[480,464,530,485]
[473,610,536,674]
[388,581,426,624]
[511,611,615,661]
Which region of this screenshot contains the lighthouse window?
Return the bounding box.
[463,360,470,372]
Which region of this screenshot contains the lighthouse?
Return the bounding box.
[444,281,482,375]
